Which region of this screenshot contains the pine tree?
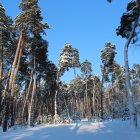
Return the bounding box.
[81,60,92,118]
[46,61,57,116]
[13,0,49,127]
[100,42,117,119]
[0,2,13,81]
[0,2,16,132]
[72,48,80,78]
[116,0,139,128]
[54,44,80,123]
[68,76,85,119]
[93,74,100,118]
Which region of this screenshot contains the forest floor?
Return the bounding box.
[0,119,140,140]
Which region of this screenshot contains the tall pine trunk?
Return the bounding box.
[54,90,58,123]
[3,96,10,132]
[92,83,95,117]
[11,40,23,96]
[0,45,3,81]
[9,31,23,96]
[100,65,105,120]
[28,57,36,128]
[21,73,33,125]
[85,78,89,118]
[0,28,3,81]
[124,21,137,128]
[63,95,71,122]
[54,73,59,123]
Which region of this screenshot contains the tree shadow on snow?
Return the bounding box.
[1,120,140,140]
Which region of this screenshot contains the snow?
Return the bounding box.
[0,119,140,140]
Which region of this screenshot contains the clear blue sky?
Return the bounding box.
[1,0,140,82]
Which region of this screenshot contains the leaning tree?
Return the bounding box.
[116,0,140,128]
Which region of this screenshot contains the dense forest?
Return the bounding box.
[0,0,140,133]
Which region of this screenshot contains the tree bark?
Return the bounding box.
[21,73,33,125]
[9,31,23,95]
[54,72,59,123]
[100,65,105,120]
[3,96,10,132]
[11,40,23,96]
[28,57,36,128]
[54,90,58,123]
[92,82,95,117]
[85,78,89,117]
[0,28,3,81]
[0,45,3,81]
[63,94,71,122]
[124,20,137,128]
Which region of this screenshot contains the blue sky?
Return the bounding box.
[1,0,140,82]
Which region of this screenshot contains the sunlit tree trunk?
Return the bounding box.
[11,40,23,96]
[111,73,115,118]
[21,73,33,125]
[124,21,137,128]
[92,83,95,116]
[54,90,58,123]
[9,31,23,96]
[54,72,59,123]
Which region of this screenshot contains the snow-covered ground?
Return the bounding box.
[0,119,140,140]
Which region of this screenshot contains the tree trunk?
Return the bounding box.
[0,28,3,81]
[54,90,58,123]
[28,57,36,128]
[63,95,71,122]
[21,73,33,125]
[10,97,15,127]
[1,70,11,105]
[11,40,23,96]
[0,45,3,81]
[9,31,23,94]
[85,78,89,117]
[54,73,59,123]
[92,81,95,117]
[111,73,115,119]
[124,20,137,128]
[3,96,10,132]
[100,65,105,120]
